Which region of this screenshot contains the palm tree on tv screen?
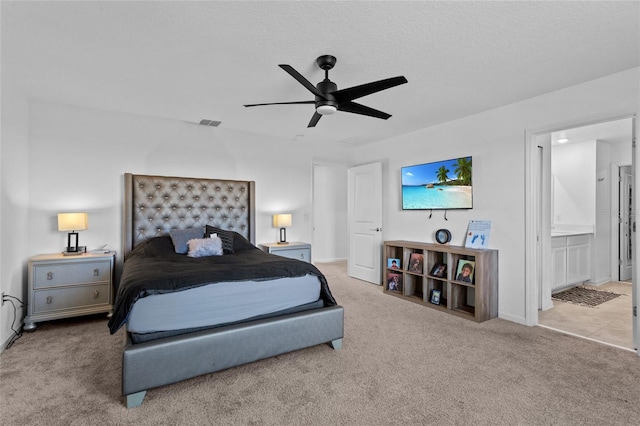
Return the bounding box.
[436,165,450,184]
[454,157,472,186]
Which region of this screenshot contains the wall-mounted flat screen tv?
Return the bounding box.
[401,156,473,210]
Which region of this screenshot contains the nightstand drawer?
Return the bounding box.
[32,283,111,313]
[259,242,312,263]
[275,248,309,262]
[33,260,111,289]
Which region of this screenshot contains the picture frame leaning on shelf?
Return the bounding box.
[408,252,424,274]
[456,260,475,284]
[387,272,403,292]
[430,289,441,305]
[388,258,401,269]
[429,263,446,278]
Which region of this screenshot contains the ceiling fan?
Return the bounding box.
[244,55,408,128]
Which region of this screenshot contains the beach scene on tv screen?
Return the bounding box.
[402,156,472,209]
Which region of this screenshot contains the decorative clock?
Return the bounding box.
[435,229,451,244]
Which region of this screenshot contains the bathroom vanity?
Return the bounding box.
[551,232,591,292]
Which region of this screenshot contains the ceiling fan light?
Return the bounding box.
[317,105,337,115]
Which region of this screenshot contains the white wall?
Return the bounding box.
[26,100,352,258]
[313,163,348,262]
[0,81,30,349]
[552,140,596,228]
[349,67,639,324]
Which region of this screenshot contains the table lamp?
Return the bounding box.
[272,213,292,245]
[58,212,88,255]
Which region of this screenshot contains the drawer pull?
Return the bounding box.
[46,295,53,304]
[93,269,99,277]
[93,290,100,299]
[47,272,53,280]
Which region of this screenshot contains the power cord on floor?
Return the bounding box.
[2,294,25,349]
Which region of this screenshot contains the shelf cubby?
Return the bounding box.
[382,240,498,322]
[426,278,448,311]
[404,273,424,300]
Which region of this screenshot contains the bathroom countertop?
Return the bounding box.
[551,231,593,237]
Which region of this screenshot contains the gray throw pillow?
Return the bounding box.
[169,228,205,254]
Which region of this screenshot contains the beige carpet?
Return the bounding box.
[1,261,639,425]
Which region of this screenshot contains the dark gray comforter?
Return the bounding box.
[108,235,336,334]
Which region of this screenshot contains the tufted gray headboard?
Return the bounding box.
[123,173,256,258]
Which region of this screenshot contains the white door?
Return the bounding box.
[619,165,633,281]
[347,162,382,284]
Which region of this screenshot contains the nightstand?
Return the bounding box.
[24,252,116,331]
[259,242,312,263]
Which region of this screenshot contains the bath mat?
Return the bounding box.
[552,286,621,307]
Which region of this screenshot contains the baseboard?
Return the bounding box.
[0,331,18,354]
[314,257,347,263]
[498,311,526,325]
[587,277,612,286]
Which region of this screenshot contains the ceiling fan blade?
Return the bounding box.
[279,64,327,99]
[333,76,408,103]
[244,100,314,107]
[338,101,391,120]
[308,112,322,127]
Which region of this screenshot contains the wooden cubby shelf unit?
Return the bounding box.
[382,240,498,322]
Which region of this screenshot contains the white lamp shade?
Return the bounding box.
[58,213,88,231]
[272,214,292,228]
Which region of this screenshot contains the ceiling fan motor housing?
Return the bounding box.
[315,79,338,112]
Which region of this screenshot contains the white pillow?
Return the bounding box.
[187,236,223,257]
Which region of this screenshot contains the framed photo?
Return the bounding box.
[429,263,446,278]
[408,253,424,274]
[387,258,401,269]
[430,289,442,305]
[387,272,403,292]
[456,259,475,284]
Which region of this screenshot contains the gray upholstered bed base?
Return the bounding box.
[121,173,344,408]
[124,305,344,408]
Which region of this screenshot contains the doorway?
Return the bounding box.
[619,165,633,281]
[312,162,348,263]
[347,162,383,284]
[526,116,637,352]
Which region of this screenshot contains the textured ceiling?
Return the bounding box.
[2,1,639,145]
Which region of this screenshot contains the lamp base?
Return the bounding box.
[62,246,86,256]
[62,251,83,256]
[277,241,289,245]
[278,227,289,245]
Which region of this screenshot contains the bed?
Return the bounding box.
[109,173,344,408]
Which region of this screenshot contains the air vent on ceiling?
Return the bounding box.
[199,119,221,127]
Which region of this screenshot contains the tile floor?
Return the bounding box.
[538,281,634,350]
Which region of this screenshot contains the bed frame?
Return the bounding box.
[121,173,344,408]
